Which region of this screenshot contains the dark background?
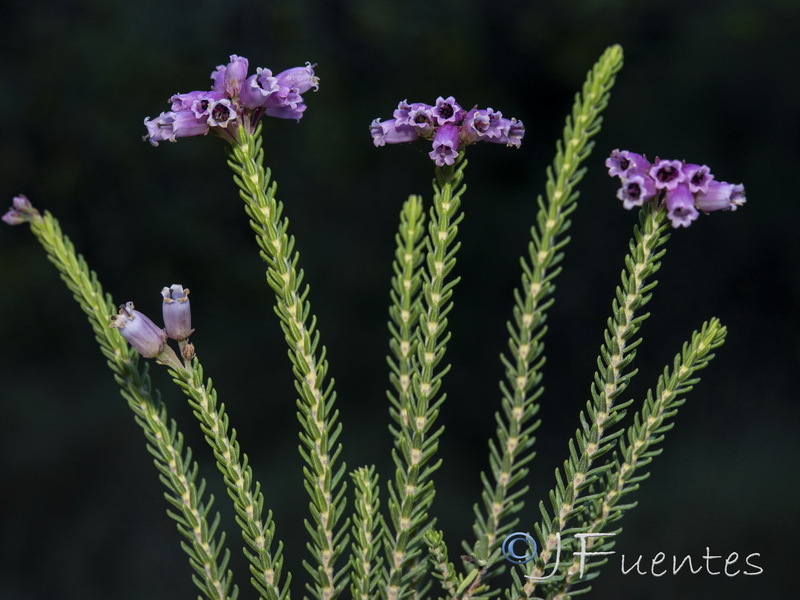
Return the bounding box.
[1,1,797,598]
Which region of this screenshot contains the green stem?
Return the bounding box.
[515,201,669,600]
[26,209,236,600]
[349,466,383,600]
[227,124,348,600]
[468,45,624,584]
[551,319,727,600]
[384,158,467,600]
[172,357,289,600]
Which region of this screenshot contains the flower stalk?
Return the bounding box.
[383,156,467,600]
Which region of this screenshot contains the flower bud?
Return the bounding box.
[162,284,193,341]
[2,195,38,226]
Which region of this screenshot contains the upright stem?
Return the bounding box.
[172,357,289,600]
[227,124,348,600]
[384,158,467,600]
[516,202,669,599]
[467,46,625,588]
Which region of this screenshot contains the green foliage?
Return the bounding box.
[549,318,728,600]
[227,124,349,600]
[467,44,625,590]
[424,529,495,600]
[26,211,237,600]
[423,530,459,599]
[383,157,468,600]
[350,466,384,600]
[510,201,671,600]
[172,360,289,600]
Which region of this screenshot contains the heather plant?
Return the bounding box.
[3,44,745,599]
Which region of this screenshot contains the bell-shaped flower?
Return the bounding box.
[432,96,464,126]
[461,108,505,144]
[606,149,650,177]
[406,104,436,137]
[617,172,657,210]
[207,99,237,128]
[649,159,687,191]
[274,62,319,94]
[162,285,194,341]
[695,181,747,213]
[110,302,167,358]
[370,118,420,147]
[682,163,714,194]
[2,195,38,226]
[488,118,525,148]
[428,123,460,166]
[210,54,249,98]
[239,68,279,109]
[265,103,307,122]
[665,183,699,228]
[143,110,210,146]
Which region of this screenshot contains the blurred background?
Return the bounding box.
[1,0,798,598]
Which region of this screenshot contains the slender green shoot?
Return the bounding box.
[549,319,727,600]
[172,357,290,600]
[511,201,670,600]
[24,207,237,600]
[226,123,349,600]
[350,466,384,600]
[467,46,625,586]
[383,157,468,600]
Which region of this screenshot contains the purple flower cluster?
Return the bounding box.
[144,55,318,146]
[370,97,524,166]
[2,194,38,226]
[606,150,746,228]
[110,284,194,366]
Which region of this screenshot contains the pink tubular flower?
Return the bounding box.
[143,110,210,146]
[649,159,687,191]
[265,103,307,122]
[489,118,525,148]
[207,99,237,128]
[162,284,193,341]
[606,149,650,177]
[617,172,657,209]
[239,68,279,109]
[211,54,249,97]
[461,108,505,144]
[170,91,225,120]
[110,302,167,358]
[432,96,464,126]
[682,163,714,194]
[695,181,747,212]
[274,62,319,94]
